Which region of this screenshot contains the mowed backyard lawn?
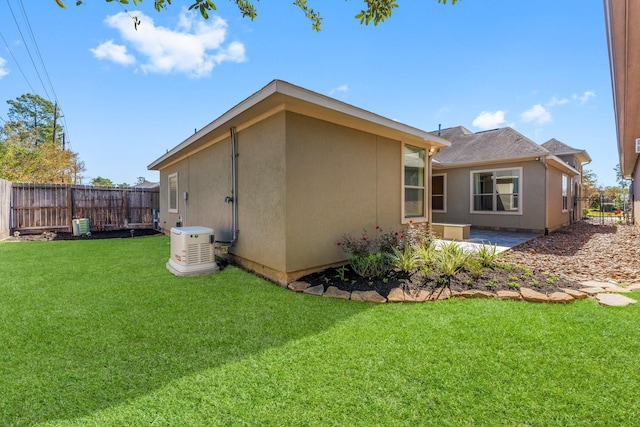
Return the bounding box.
[1,235,639,426]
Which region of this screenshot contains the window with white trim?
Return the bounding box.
[404,144,426,219]
[432,174,446,212]
[168,172,178,213]
[471,168,521,213]
[562,174,569,211]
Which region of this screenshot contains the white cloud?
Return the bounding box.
[520,104,551,125]
[0,57,9,78]
[546,96,569,107]
[96,10,246,78]
[329,84,348,95]
[573,90,596,105]
[472,110,506,130]
[90,40,136,65]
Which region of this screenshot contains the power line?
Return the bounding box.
[2,0,72,147]
[17,0,59,104]
[0,30,37,95]
[4,0,52,101]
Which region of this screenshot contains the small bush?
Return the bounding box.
[474,243,499,268]
[350,252,391,278]
[435,241,470,285]
[386,246,420,273]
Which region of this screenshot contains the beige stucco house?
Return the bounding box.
[148,80,450,284]
[604,0,640,229]
[431,126,590,234]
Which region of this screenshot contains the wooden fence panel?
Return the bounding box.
[10,184,159,234]
[0,178,11,239]
[11,183,70,232]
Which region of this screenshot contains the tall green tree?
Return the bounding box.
[57,0,458,31]
[4,94,64,147]
[581,168,599,200]
[91,176,114,187]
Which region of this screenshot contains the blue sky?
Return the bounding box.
[0,0,618,187]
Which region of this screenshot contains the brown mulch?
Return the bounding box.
[502,220,640,284]
[7,229,161,241]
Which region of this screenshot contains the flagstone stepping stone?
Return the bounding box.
[323,286,350,300]
[497,290,521,300]
[288,281,311,292]
[386,288,420,302]
[602,284,631,293]
[457,290,495,299]
[427,287,452,301]
[560,288,588,299]
[580,280,616,288]
[351,290,386,303]
[628,284,640,291]
[410,289,431,302]
[578,287,606,295]
[387,288,406,302]
[596,293,637,307]
[303,284,325,296]
[548,292,574,304]
[520,287,549,303]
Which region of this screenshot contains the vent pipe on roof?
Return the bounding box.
[438,124,441,137]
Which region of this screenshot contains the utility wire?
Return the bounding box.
[3,0,72,146]
[0,30,37,95]
[17,0,59,104]
[4,0,52,101]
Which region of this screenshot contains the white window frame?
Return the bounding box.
[470,167,523,215]
[168,172,178,213]
[562,174,569,212]
[432,173,447,213]
[402,143,428,223]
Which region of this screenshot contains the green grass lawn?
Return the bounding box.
[1,235,639,426]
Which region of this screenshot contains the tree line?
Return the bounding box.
[1,93,144,187]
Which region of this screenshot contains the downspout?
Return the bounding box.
[539,156,549,235]
[217,127,239,246]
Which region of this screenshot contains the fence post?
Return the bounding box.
[67,185,73,232]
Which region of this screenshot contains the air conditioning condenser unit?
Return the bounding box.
[167,226,219,276]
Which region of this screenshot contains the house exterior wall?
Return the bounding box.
[432,160,547,232]
[157,110,422,283]
[284,112,403,275]
[158,112,288,275]
[545,165,571,232]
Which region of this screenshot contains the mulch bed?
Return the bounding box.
[9,229,161,241]
[300,260,581,299]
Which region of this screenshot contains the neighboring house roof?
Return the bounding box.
[149,80,450,171]
[433,126,549,166]
[133,180,160,189]
[432,126,581,176]
[541,138,592,163]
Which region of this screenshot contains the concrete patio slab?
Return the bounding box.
[437,228,541,253]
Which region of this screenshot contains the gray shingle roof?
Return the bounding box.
[541,138,592,162]
[432,127,549,165]
[541,138,579,154]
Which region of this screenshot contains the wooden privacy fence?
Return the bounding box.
[0,179,11,239]
[10,183,159,234]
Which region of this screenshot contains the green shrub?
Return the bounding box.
[435,241,470,285]
[350,252,391,278]
[386,246,420,273]
[474,243,499,268]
